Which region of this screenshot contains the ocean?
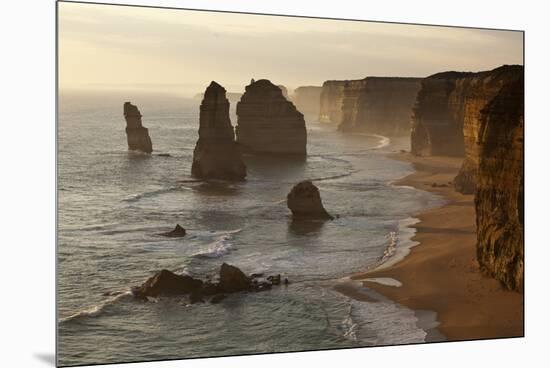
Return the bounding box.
[57,90,444,366]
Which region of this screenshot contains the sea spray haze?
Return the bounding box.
[57,90,444,366]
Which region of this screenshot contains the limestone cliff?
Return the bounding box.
[124,102,153,153]
[291,86,322,118]
[319,80,348,124]
[454,65,523,193]
[236,79,307,155]
[338,77,421,135]
[474,76,524,292]
[191,82,246,180]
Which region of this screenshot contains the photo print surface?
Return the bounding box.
[57,1,524,366]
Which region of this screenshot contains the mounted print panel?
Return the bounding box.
[57,1,524,366]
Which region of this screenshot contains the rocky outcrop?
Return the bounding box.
[410,72,474,157]
[454,66,523,193]
[338,77,422,135]
[411,66,522,162]
[158,224,186,238]
[191,82,246,180]
[133,263,285,301]
[474,76,524,292]
[236,79,307,155]
[291,86,322,117]
[277,85,289,99]
[124,102,153,153]
[287,181,333,220]
[319,80,349,124]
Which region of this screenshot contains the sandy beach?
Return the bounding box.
[348,152,524,341]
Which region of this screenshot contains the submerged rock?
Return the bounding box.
[159,224,186,238]
[124,102,153,153]
[287,181,333,220]
[191,81,247,180]
[236,79,307,155]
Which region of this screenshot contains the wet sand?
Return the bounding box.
[349,153,523,341]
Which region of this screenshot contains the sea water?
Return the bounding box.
[57,91,444,366]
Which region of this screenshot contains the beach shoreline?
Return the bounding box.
[340,152,523,341]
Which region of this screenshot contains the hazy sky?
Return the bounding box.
[58,2,523,96]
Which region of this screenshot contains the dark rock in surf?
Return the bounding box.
[159,224,187,238]
[218,262,252,292]
[135,269,203,298]
[287,181,333,220]
[124,102,153,153]
[210,294,226,304]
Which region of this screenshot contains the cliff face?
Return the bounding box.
[319,80,348,124]
[410,72,473,157]
[291,86,322,118]
[124,102,153,153]
[454,66,524,193]
[191,82,246,180]
[411,66,523,162]
[236,79,307,155]
[474,76,524,292]
[338,77,421,135]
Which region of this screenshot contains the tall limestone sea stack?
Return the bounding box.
[124,102,153,153]
[474,75,524,292]
[319,80,349,124]
[191,82,246,180]
[236,79,307,155]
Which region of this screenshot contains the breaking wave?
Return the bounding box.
[60,291,133,324]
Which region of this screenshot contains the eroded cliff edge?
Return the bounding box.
[236,79,307,155]
[339,77,422,135]
[191,81,246,180]
[291,86,322,118]
[475,75,524,292]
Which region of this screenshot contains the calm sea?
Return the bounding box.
[57,90,443,366]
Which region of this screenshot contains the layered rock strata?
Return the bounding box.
[319,80,349,124]
[292,86,322,117]
[474,76,524,292]
[191,82,246,180]
[338,77,421,135]
[287,181,333,220]
[124,102,153,153]
[236,79,307,155]
[453,65,523,193]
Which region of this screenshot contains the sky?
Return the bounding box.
[58,2,524,96]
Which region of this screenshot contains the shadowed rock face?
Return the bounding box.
[453,66,523,194]
[124,102,153,153]
[411,65,523,164]
[319,80,350,124]
[191,81,246,180]
[287,181,333,220]
[236,79,306,155]
[292,86,322,117]
[338,77,422,135]
[475,76,524,292]
[218,263,251,292]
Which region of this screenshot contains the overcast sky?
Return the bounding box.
[58,2,523,96]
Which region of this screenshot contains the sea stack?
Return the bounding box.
[475,75,524,292]
[124,102,153,153]
[319,80,350,124]
[236,79,307,155]
[191,81,247,180]
[287,181,333,220]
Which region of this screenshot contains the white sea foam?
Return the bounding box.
[60,291,132,323]
[192,228,242,259]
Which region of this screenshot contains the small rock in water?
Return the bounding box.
[287,181,333,220]
[210,294,226,304]
[159,224,187,238]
